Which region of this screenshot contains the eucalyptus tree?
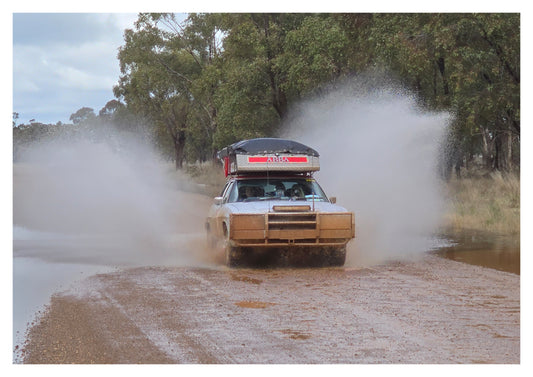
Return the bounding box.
[114,13,223,168]
[450,13,520,172]
[367,13,520,174]
[69,107,97,125]
[112,12,519,174]
[13,112,19,127]
[210,13,300,149]
[213,13,350,149]
[277,15,350,98]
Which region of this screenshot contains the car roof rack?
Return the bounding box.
[218,138,320,176]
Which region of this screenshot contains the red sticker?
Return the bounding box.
[248,156,308,163]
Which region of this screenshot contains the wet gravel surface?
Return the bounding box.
[18,254,519,364]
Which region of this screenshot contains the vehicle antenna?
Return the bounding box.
[312,174,315,212]
[266,156,270,213]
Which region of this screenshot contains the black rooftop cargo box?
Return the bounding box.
[218,138,320,175]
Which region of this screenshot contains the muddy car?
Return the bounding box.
[205,138,355,267]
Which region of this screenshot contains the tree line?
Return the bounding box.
[14,13,520,178]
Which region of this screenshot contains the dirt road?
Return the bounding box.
[19,254,519,364]
[13,162,520,364]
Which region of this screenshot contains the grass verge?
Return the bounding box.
[184,162,226,197]
[444,172,520,236]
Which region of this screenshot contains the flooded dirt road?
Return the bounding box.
[19,254,519,364]
[13,162,520,364]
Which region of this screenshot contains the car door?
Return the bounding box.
[208,180,235,238]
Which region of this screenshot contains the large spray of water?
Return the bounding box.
[13,131,211,267]
[283,78,450,266]
[14,77,450,269]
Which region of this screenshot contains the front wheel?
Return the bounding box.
[206,230,217,250]
[327,246,346,266]
[225,244,243,267]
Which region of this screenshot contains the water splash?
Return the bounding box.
[13,131,211,267]
[282,77,451,266]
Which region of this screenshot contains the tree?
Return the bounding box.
[111,12,519,175]
[13,112,19,127]
[69,107,96,125]
[362,13,520,175]
[211,14,311,150]
[99,100,123,119]
[114,13,224,168]
[278,15,350,97]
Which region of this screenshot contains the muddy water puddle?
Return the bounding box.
[436,231,520,275]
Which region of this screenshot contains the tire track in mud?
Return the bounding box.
[21,255,520,363]
[91,268,232,363]
[132,267,325,363]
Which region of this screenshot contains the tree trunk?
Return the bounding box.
[494,132,509,172]
[174,129,186,169]
[480,126,493,170]
[494,127,513,172]
[271,85,288,119]
[255,13,288,120]
[165,117,187,170]
[437,57,449,95]
[455,155,463,179]
[506,120,513,171]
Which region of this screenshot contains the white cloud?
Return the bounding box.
[54,66,112,91]
[110,13,139,32]
[13,78,40,93]
[14,42,114,94]
[13,13,139,124]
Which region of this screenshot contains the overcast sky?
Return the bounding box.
[13,13,142,125]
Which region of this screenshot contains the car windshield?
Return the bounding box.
[227,178,328,203]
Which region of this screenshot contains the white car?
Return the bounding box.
[205,138,355,267]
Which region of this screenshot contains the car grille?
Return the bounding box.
[267,213,317,231]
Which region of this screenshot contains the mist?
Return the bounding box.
[13,77,450,269]
[282,77,450,266]
[13,131,212,267]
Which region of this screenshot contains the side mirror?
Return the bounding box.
[214,197,223,205]
[329,196,337,204]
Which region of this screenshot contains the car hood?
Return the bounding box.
[223,200,350,214]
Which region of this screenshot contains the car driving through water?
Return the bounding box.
[205,138,355,267]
